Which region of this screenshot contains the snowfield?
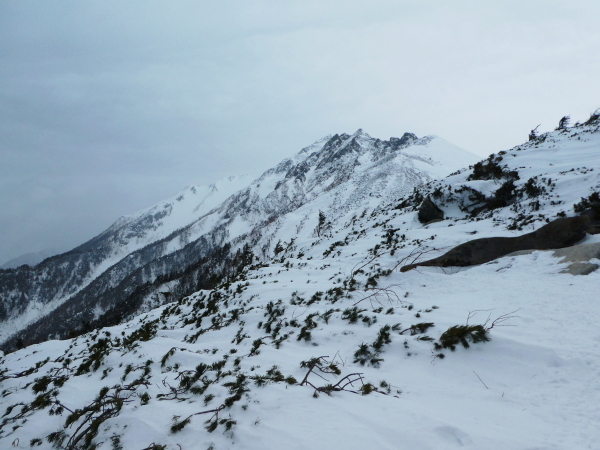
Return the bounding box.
[1,119,600,449]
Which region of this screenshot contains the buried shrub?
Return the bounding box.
[434,325,490,351]
[353,325,394,367]
[573,191,600,214]
[467,157,519,182]
[353,343,384,367]
[430,311,517,358]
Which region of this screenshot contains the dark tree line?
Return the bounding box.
[2,242,256,353]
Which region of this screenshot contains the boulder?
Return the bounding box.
[418,196,444,224]
[400,215,591,272]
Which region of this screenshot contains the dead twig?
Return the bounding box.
[299,356,373,397]
[484,309,521,330]
[350,249,390,281]
[466,309,494,326]
[391,247,439,272]
[473,371,489,389]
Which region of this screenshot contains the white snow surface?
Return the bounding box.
[1,123,600,449]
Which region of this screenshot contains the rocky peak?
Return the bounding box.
[390,132,418,149]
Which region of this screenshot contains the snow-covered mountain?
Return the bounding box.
[1,115,599,449]
[97,175,255,261]
[0,130,476,350]
[0,175,254,347]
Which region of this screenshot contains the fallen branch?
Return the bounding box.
[391,247,438,273]
[350,249,390,282]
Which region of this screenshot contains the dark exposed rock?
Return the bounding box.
[285,161,310,183]
[401,215,591,272]
[390,132,417,150]
[417,196,444,224]
[580,209,600,234]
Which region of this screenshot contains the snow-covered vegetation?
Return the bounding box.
[1,115,600,449]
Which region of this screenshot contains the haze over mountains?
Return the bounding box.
[1,248,61,270]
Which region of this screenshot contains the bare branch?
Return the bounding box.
[391,247,439,273]
[353,284,404,307]
[466,309,494,326]
[485,309,521,330]
[350,249,390,281]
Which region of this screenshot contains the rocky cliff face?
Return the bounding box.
[0,130,476,351]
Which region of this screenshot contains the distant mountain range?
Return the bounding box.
[1,247,61,270]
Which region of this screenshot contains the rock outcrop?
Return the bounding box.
[401,215,591,272]
[417,196,444,224]
[580,209,600,234]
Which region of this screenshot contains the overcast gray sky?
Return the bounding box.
[1,0,599,264]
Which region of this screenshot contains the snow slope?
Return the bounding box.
[1,119,599,449]
[100,175,254,260]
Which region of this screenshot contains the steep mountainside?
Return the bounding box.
[0,130,476,351]
[0,175,253,347]
[1,115,599,449]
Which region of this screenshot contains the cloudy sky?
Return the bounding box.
[1,0,599,264]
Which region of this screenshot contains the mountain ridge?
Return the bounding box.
[0,130,476,350]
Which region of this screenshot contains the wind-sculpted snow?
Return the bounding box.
[0,130,476,350]
[1,117,599,449]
